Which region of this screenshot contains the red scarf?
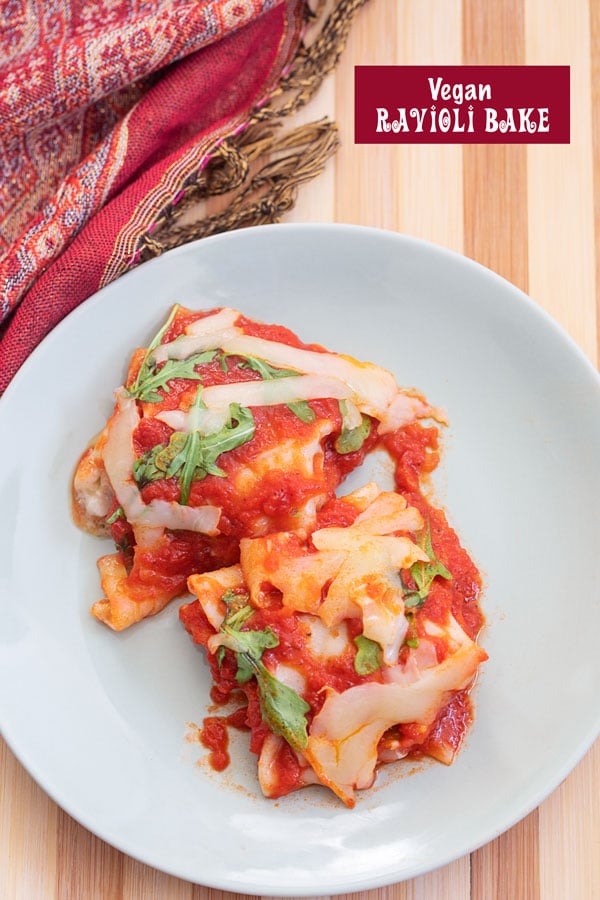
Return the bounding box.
[0,0,305,393]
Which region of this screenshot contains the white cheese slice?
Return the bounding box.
[146,308,446,433]
[305,622,486,805]
[152,308,239,363]
[102,390,221,534]
[156,376,351,435]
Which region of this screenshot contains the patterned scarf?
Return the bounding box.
[0,0,363,394]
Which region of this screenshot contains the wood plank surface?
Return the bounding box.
[2,0,598,898]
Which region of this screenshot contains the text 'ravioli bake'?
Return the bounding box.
[73,305,487,807]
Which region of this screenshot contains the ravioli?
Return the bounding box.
[181,483,487,807]
[75,304,486,805]
[73,306,441,630]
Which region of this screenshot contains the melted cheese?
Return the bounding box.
[305,618,487,806]
[299,615,351,660]
[188,565,244,629]
[93,552,174,631]
[237,491,427,665]
[353,490,424,534]
[240,533,346,612]
[232,419,332,491]
[148,308,443,432]
[152,307,239,363]
[316,534,423,664]
[159,377,351,433]
[102,390,221,534]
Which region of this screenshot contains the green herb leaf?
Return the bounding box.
[221,589,251,615]
[219,602,276,684]
[127,352,215,403]
[222,604,254,631]
[220,353,316,424]
[127,306,179,397]
[335,415,371,454]
[404,611,419,649]
[223,353,298,381]
[404,592,425,610]
[132,390,255,504]
[410,522,452,599]
[217,607,309,751]
[229,631,279,684]
[200,402,255,461]
[132,446,168,487]
[106,506,125,525]
[222,624,278,660]
[353,635,383,675]
[286,400,316,423]
[254,662,310,752]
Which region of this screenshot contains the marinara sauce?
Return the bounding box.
[181,420,485,782]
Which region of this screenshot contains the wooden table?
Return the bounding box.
[2,0,598,897]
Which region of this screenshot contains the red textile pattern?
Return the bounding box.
[0,0,305,394]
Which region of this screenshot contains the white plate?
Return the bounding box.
[1,224,599,894]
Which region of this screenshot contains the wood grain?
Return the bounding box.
[2,1,598,898]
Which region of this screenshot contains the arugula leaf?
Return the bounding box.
[353,635,383,675]
[199,402,255,463]
[127,306,179,397]
[132,390,255,504]
[254,663,310,753]
[127,352,215,403]
[222,604,254,631]
[132,445,169,487]
[404,612,419,649]
[218,612,310,751]
[221,589,251,615]
[404,592,426,610]
[232,635,278,684]
[219,602,277,684]
[286,400,316,423]
[106,506,125,525]
[410,522,452,599]
[221,353,314,425]
[335,415,371,454]
[230,627,279,657]
[222,353,298,381]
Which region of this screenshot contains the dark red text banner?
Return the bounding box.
[354,66,570,144]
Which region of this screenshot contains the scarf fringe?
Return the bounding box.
[139,0,368,261]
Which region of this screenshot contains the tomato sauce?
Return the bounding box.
[200,717,230,771]
[185,419,484,782]
[119,314,372,589]
[129,309,485,787]
[199,707,250,772]
[385,424,484,758]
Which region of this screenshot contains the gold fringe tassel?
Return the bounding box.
[139,0,368,261]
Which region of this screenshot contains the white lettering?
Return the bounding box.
[428,77,443,101]
[409,107,427,132]
[485,107,499,132]
[518,108,536,133]
[485,107,552,134]
[393,108,409,132]
[428,78,492,105]
[452,107,465,132]
[376,108,391,133]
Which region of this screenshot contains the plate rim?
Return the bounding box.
[1,222,600,894]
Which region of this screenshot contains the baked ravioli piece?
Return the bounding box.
[180,483,487,807]
[73,306,442,630]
